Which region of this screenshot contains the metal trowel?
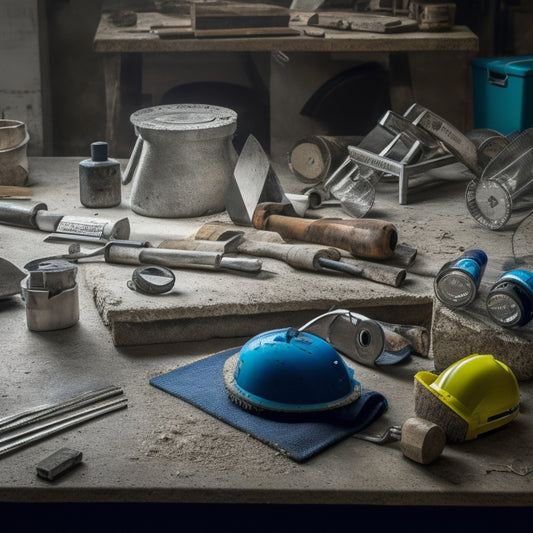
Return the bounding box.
[0,257,26,299]
[225,134,296,226]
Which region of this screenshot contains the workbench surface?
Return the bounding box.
[0,157,532,516]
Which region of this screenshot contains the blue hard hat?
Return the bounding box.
[223,327,362,413]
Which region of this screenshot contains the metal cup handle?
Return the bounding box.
[122,133,143,185]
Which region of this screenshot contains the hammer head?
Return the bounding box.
[252,202,295,230]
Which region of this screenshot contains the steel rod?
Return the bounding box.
[0,397,128,458]
[0,386,124,435]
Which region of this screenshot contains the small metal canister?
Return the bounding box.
[21,259,79,331]
[79,141,122,208]
[122,104,238,218]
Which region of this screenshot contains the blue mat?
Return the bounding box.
[150,347,388,462]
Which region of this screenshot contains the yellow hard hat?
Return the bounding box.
[415,354,520,441]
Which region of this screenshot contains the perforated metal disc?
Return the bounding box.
[466,179,511,230]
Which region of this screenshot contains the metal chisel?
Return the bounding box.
[0,200,130,240]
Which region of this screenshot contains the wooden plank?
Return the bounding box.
[192,2,291,30]
[307,12,419,34]
[195,26,300,38]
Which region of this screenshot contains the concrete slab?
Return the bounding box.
[1,157,532,508]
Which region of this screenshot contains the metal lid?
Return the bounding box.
[130,104,237,139]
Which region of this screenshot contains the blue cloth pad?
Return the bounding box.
[150,347,388,462]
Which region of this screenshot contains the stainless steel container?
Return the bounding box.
[122,104,238,218]
[0,119,29,186]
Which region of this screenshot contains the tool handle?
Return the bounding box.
[340,257,406,288]
[239,239,341,271]
[105,245,222,269]
[0,185,33,198]
[220,257,262,273]
[253,204,397,259]
[159,239,226,253]
[0,200,47,229]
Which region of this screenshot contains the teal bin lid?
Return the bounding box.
[475,55,533,78]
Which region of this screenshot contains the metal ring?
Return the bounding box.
[128,265,175,295]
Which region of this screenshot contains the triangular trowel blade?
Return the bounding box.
[225,134,292,226]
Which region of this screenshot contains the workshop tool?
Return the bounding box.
[127,265,176,295]
[434,249,488,308]
[123,104,238,218]
[79,141,121,208]
[0,200,130,240]
[352,416,446,465]
[225,134,293,226]
[298,309,386,366]
[486,269,533,328]
[414,354,520,443]
[191,221,406,286]
[252,202,398,260]
[157,235,263,273]
[162,231,343,274]
[0,185,33,197]
[37,239,262,274]
[226,135,399,259]
[329,108,456,208]
[0,257,26,299]
[42,240,222,269]
[299,309,429,364]
[0,119,29,186]
[405,103,484,177]
[0,392,127,459]
[321,155,378,218]
[0,386,124,435]
[36,447,83,481]
[21,258,79,331]
[466,128,533,230]
[378,320,430,357]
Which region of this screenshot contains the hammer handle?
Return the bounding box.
[256,213,397,259]
[238,239,340,271]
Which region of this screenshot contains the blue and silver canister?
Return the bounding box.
[434,249,488,308]
[486,269,533,327]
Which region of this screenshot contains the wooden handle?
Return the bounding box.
[0,185,33,197]
[400,417,446,465]
[253,203,397,260]
[239,239,341,271]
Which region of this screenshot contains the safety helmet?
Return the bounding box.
[223,327,361,413]
[414,354,520,441]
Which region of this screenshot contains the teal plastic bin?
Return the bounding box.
[472,55,533,135]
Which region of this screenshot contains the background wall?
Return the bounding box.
[3,0,532,158]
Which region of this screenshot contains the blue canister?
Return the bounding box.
[486,269,533,327]
[434,249,488,308]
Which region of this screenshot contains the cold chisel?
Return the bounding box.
[0,200,130,240]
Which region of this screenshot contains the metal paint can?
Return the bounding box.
[434,249,488,308]
[486,269,533,327]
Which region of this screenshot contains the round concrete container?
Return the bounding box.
[123,104,238,218]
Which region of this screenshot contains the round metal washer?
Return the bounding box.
[128,265,176,295]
